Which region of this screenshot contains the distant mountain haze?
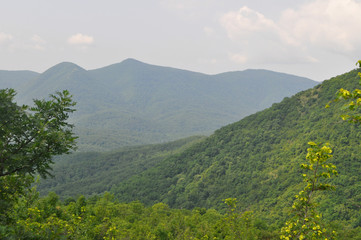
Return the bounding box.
[0,70,39,91]
[0,58,317,151]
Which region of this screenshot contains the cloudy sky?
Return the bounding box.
[1,0,360,81]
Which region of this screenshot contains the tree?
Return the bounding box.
[280,142,338,240]
[326,60,361,123]
[0,88,76,226]
[222,198,258,239]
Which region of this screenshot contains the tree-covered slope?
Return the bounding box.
[111,69,361,227]
[36,136,205,198]
[9,59,316,151]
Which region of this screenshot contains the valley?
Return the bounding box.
[2,60,361,239]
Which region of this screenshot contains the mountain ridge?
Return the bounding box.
[0,70,39,91]
[0,59,318,151]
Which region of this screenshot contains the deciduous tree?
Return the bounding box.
[0,88,76,226]
[280,143,338,240]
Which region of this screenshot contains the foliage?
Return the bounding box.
[223,198,258,239]
[326,61,361,124]
[109,67,361,232]
[6,192,358,239]
[36,136,205,198]
[280,142,337,240]
[4,63,361,239]
[0,88,76,231]
[3,192,272,239]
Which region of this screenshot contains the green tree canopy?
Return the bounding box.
[326,60,361,123]
[0,88,76,225]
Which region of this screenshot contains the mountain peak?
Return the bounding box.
[122,58,142,64]
[89,58,153,76]
[119,58,150,68]
[43,62,86,74]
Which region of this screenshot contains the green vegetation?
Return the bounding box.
[0,142,358,239]
[5,59,316,151]
[0,89,76,235]
[280,142,337,239]
[327,60,361,124]
[30,65,361,239]
[36,136,205,198]
[3,62,361,239]
[107,68,361,232]
[5,191,273,239]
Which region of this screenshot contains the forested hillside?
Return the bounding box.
[109,68,361,229]
[3,68,361,239]
[15,67,361,239]
[36,136,205,197]
[1,59,317,151]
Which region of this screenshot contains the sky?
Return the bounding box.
[1,0,361,81]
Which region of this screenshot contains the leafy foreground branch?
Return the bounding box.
[0,88,77,233]
[326,60,361,123]
[280,142,338,240]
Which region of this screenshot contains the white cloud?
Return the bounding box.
[5,34,47,51]
[0,32,13,43]
[221,7,305,64]
[203,26,214,36]
[220,0,361,65]
[229,53,248,64]
[31,34,46,50]
[67,33,94,45]
[280,0,361,53]
[221,6,278,41]
[31,34,46,44]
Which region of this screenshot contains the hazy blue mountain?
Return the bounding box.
[6,59,317,151]
[0,70,39,91]
[19,62,120,115]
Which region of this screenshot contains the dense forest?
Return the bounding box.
[36,136,206,197]
[2,64,361,239]
[109,69,361,222]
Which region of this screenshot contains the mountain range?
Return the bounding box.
[0,59,317,151]
[35,67,361,227]
[4,59,361,231]
[104,68,361,228]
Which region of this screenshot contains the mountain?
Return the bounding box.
[4,59,317,151]
[104,68,361,228]
[19,62,115,115]
[0,70,39,91]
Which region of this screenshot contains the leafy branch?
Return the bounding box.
[325,60,361,123]
[280,142,337,240]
